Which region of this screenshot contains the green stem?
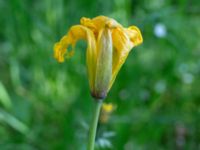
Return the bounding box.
[87,100,102,150]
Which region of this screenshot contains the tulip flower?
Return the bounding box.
[54,16,143,99]
[54,16,143,150]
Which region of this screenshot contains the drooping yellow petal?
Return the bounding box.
[54,35,72,62]
[109,26,143,89]
[108,28,130,89]
[53,25,97,90]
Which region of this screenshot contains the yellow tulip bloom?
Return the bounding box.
[54,16,143,99]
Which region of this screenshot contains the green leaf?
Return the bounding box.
[0,109,28,134]
[0,81,12,109]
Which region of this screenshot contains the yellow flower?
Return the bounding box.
[100,103,116,124]
[101,103,115,113]
[54,16,143,99]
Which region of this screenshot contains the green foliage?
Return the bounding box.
[0,0,200,149]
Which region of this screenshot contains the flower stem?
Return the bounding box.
[87,100,102,150]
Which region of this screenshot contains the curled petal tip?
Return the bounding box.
[80,17,95,29]
[54,43,65,63]
[128,26,143,46]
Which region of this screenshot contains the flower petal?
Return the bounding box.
[81,16,108,31]
[80,16,122,39]
[53,25,97,90]
[108,28,131,89]
[92,28,112,99]
[125,26,143,47]
[109,26,143,89]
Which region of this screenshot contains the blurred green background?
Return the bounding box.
[0,0,200,149]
